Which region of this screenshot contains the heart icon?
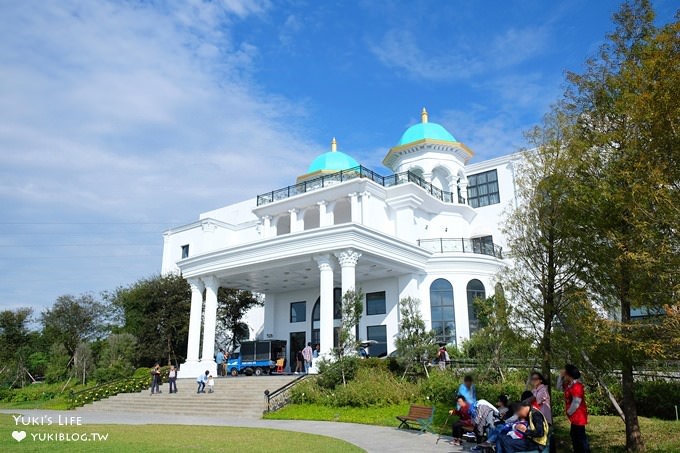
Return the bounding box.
[12,430,26,442]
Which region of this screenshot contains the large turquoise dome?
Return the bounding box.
[397,108,456,146]
[306,139,359,173]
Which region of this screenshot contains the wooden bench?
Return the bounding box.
[396,405,435,432]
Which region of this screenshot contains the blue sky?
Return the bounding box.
[1,0,677,314]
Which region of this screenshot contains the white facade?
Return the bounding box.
[161,110,521,377]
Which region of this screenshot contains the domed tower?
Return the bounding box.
[383,108,473,199]
[297,138,360,183]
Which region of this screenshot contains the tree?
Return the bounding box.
[93,333,137,382]
[216,288,262,351]
[73,342,94,385]
[501,105,584,391]
[41,294,108,356]
[0,308,35,386]
[45,343,70,384]
[563,1,679,450]
[464,293,534,381]
[394,297,435,375]
[334,289,364,386]
[107,274,191,366]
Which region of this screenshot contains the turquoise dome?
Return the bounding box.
[306,150,360,173]
[398,122,457,146]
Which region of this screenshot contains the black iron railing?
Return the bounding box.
[263,374,308,413]
[256,165,466,206]
[417,238,504,259]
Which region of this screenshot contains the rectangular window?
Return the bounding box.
[366,291,386,315]
[290,301,306,323]
[181,244,190,259]
[467,169,500,208]
[366,325,388,358]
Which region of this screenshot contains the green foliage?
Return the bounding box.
[394,297,436,370]
[216,288,262,351]
[41,294,109,356]
[106,274,191,366]
[69,375,149,408]
[0,308,32,363]
[463,294,535,380]
[316,356,359,389]
[335,289,364,359]
[92,333,137,382]
[45,343,70,384]
[291,365,417,408]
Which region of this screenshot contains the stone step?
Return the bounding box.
[76,375,300,418]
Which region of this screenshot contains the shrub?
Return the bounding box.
[331,367,417,407]
[316,357,359,389]
[290,379,325,405]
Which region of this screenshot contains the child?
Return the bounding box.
[207,374,215,393]
[497,394,510,420]
[508,419,529,439]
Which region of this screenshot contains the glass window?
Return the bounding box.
[290,301,306,323]
[366,291,386,315]
[467,169,500,208]
[430,278,456,345]
[466,280,486,335]
[366,325,387,357]
[181,244,189,259]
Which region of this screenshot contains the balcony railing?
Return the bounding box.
[256,165,465,206]
[417,238,504,259]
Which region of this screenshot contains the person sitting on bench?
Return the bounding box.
[496,397,548,453]
[449,394,474,446]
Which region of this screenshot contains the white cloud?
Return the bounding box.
[369,26,548,81]
[0,0,319,310]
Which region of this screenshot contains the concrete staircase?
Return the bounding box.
[77,375,298,418]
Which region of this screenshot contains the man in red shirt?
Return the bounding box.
[559,364,590,453]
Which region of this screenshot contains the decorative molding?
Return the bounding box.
[314,254,334,272]
[202,275,219,291]
[335,249,362,267]
[187,278,205,293]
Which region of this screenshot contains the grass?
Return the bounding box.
[553,416,680,452]
[264,403,413,426]
[0,398,71,411]
[265,404,680,451]
[0,415,363,453]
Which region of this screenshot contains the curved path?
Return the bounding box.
[2,409,470,452]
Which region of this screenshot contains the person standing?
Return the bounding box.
[558,364,590,453]
[216,349,225,377]
[530,372,552,425]
[302,342,313,374]
[168,365,178,394]
[150,363,161,395]
[438,346,449,371]
[312,344,320,359]
[294,350,303,374]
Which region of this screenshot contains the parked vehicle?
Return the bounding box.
[226,340,286,376]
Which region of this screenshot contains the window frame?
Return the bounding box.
[467,169,500,208]
[366,324,388,357]
[366,291,387,316]
[289,301,306,323]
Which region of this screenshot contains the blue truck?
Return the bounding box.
[226,340,287,376]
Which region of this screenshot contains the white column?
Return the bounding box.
[349,193,360,223]
[318,201,331,227]
[289,208,302,233]
[459,180,468,204]
[200,276,219,375]
[186,278,204,363]
[262,293,275,338]
[335,248,361,296]
[261,215,272,237]
[315,255,334,357]
[360,191,370,225]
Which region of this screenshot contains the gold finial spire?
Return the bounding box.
[421,107,429,123]
[331,137,337,152]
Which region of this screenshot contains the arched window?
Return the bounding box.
[466,279,486,335]
[311,288,342,348]
[430,278,455,345]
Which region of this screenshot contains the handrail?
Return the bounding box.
[417,238,504,259]
[256,165,466,206]
[263,374,308,413]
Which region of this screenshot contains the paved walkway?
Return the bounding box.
[2,409,475,452]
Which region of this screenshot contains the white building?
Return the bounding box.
[162,109,520,377]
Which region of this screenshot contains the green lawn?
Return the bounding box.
[0,415,363,453]
[265,404,680,452]
[0,398,71,411]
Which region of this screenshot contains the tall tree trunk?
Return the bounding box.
[620,266,644,452]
